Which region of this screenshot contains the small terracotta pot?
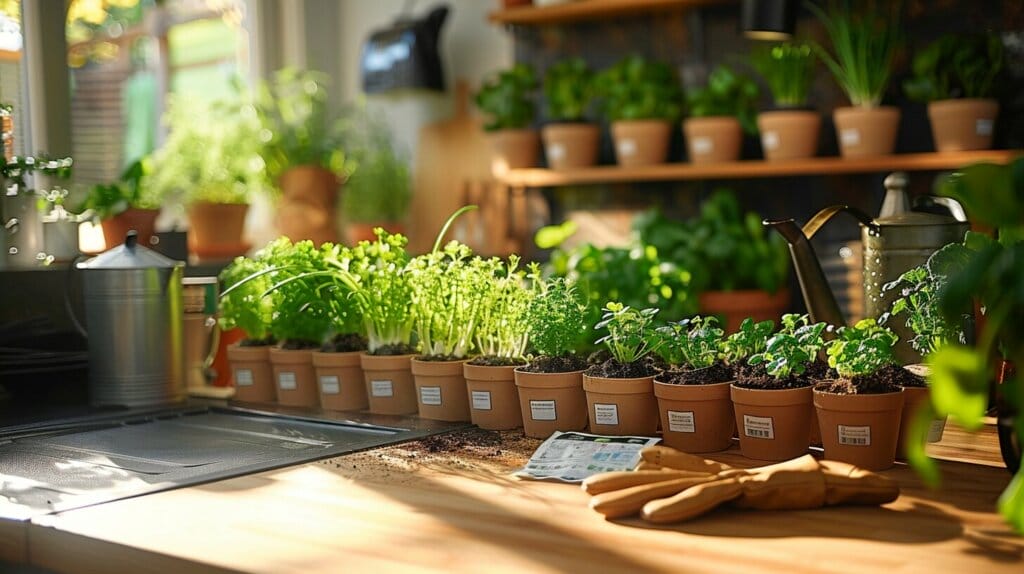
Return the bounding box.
[897,364,946,459]
[757,110,821,161]
[187,202,249,260]
[610,120,671,167]
[101,208,159,251]
[411,358,471,421]
[927,98,999,152]
[814,385,904,471]
[268,347,319,408]
[487,129,540,174]
[832,106,901,158]
[654,378,735,453]
[464,363,523,430]
[683,116,742,164]
[227,343,275,403]
[312,351,368,411]
[541,123,600,169]
[583,374,658,436]
[514,368,588,439]
[277,165,339,246]
[698,289,790,334]
[346,222,405,245]
[360,353,417,415]
[731,384,812,461]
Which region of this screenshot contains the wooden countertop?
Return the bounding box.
[8,424,1024,574]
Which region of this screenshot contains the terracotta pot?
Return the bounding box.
[610,120,671,167]
[731,384,812,461]
[898,364,946,459]
[927,98,999,152]
[227,343,275,403]
[757,110,821,161]
[583,374,658,436]
[814,385,904,471]
[832,106,901,158]
[277,165,339,246]
[698,289,790,334]
[101,208,159,251]
[654,378,735,453]
[514,368,588,439]
[312,351,368,411]
[346,222,406,245]
[187,202,250,260]
[411,358,471,422]
[541,123,600,169]
[464,363,523,430]
[268,347,319,408]
[360,353,417,415]
[487,129,540,174]
[683,116,742,164]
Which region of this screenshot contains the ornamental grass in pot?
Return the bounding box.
[515,276,590,439]
[751,42,820,160]
[475,64,540,173]
[219,254,276,403]
[541,58,599,169]
[683,65,759,164]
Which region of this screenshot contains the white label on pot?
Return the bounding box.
[530,400,557,421]
[927,418,947,443]
[840,128,861,146]
[371,380,393,397]
[976,118,994,136]
[667,410,696,433]
[472,391,492,411]
[617,138,637,157]
[691,136,714,155]
[278,372,297,390]
[547,143,566,161]
[320,375,340,395]
[235,369,253,387]
[420,386,442,406]
[593,403,619,426]
[743,415,775,439]
[762,131,780,150]
[838,425,871,446]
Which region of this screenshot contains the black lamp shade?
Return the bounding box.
[741,0,797,40]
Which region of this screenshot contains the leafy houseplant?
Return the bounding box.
[751,43,821,160]
[475,63,540,171]
[722,318,776,367]
[77,159,161,250]
[220,250,277,403]
[542,58,600,169]
[903,33,1004,152]
[341,111,411,243]
[593,55,683,166]
[683,65,759,164]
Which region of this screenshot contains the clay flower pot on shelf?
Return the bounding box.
[757,110,821,161]
[654,377,735,453]
[101,208,159,250]
[411,358,471,422]
[514,368,588,439]
[731,385,813,461]
[268,347,319,408]
[276,165,339,247]
[187,201,250,261]
[312,351,368,411]
[541,123,600,170]
[360,353,417,415]
[464,363,524,431]
[610,120,671,167]
[813,384,905,471]
[927,99,999,152]
[583,374,658,436]
[227,343,275,403]
[698,289,789,335]
[832,106,901,158]
[487,129,540,174]
[683,116,742,164]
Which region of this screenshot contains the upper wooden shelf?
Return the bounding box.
[489,0,731,25]
[495,150,1023,187]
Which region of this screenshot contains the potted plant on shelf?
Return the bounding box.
[474,63,539,173]
[903,33,1004,152]
[77,159,160,251]
[219,252,277,403]
[515,274,590,439]
[341,111,412,245]
[815,319,905,471]
[542,58,599,169]
[653,316,735,453]
[809,0,902,158]
[751,42,820,161]
[584,302,663,436]
[683,65,759,164]
[593,55,683,167]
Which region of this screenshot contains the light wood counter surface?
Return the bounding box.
[12,424,1024,574]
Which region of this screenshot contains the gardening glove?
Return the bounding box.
[638,445,734,474]
[732,454,827,511]
[819,459,900,506]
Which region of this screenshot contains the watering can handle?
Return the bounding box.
[801,205,877,240]
[64,255,88,338]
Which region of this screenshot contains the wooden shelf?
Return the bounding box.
[489,0,731,25]
[495,150,1022,187]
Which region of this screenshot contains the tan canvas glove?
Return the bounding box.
[640,445,733,474]
[641,477,745,524]
[819,459,900,506]
[589,476,718,519]
[582,469,714,495]
[732,455,827,511]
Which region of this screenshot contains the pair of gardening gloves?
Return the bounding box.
[582,446,900,524]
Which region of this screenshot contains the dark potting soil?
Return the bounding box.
[320,333,367,353]
[467,356,528,367]
[415,354,464,362]
[883,363,927,388]
[281,339,321,351]
[817,369,903,395]
[371,343,416,356]
[733,358,835,390]
[656,361,734,385]
[584,356,660,379]
[240,337,275,347]
[519,354,589,373]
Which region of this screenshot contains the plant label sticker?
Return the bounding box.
[471,390,492,411]
[235,369,253,387]
[530,400,557,421]
[691,137,714,155]
[927,418,946,442]
[976,119,994,136]
[667,410,696,433]
[420,386,442,406]
[371,380,393,397]
[319,375,340,395]
[548,143,566,161]
[594,403,619,426]
[278,372,297,390]
[743,415,774,440]
[617,139,637,157]
[761,131,780,150]
[838,425,871,446]
[840,129,861,146]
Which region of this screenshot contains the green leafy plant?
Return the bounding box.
[594,302,662,365]
[904,33,1004,103]
[722,317,776,365]
[474,64,538,131]
[474,255,533,361]
[593,55,683,122]
[826,318,898,379]
[407,240,488,359]
[656,316,724,369]
[686,65,760,134]
[751,42,816,108]
[1,155,74,196]
[808,0,902,107]
[748,314,827,378]
[77,159,158,219]
[341,110,411,223]
[259,238,336,348]
[218,254,274,344]
[526,270,588,358]
[544,58,595,122]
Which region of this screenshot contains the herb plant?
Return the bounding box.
[826,319,898,379]
[904,33,1004,103]
[593,55,683,122]
[526,271,587,358]
[748,315,827,378]
[218,254,274,344]
[656,316,724,369]
[686,65,760,134]
[474,255,533,362]
[544,58,595,122]
[260,238,335,348]
[722,318,775,365]
[594,302,662,365]
[751,42,816,108]
[77,159,158,219]
[407,240,486,359]
[474,64,538,131]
